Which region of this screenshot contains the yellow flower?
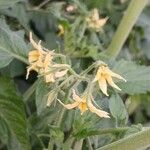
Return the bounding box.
[58,24,64,36]
[86,8,108,32]
[93,64,126,96]
[58,89,110,118]
[26,32,47,79]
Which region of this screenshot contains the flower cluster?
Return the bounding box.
[26,32,68,83]
[26,31,126,119]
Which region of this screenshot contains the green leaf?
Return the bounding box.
[0,51,13,68]
[0,0,24,9]
[0,76,31,150]
[0,18,28,67]
[109,94,127,120]
[113,60,150,94]
[0,3,29,30]
[36,79,49,115]
[50,126,64,143]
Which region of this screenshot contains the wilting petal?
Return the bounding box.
[28,50,40,63]
[26,64,38,79]
[88,101,110,118]
[29,32,43,52]
[98,77,108,96]
[45,52,53,66]
[55,69,68,78]
[57,99,79,109]
[106,75,121,91]
[108,70,126,82]
[97,17,108,27]
[72,89,83,102]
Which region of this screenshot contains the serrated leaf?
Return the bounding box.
[113,60,150,94]
[36,79,49,115]
[109,94,127,120]
[0,76,31,150]
[0,18,28,68]
[0,0,24,9]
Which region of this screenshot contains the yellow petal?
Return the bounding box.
[43,52,53,67]
[106,75,121,91]
[55,69,68,78]
[97,17,108,27]
[28,50,40,63]
[98,77,108,96]
[29,32,44,52]
[88,101,110,118]
[72,89,83,102]
[57,99,79,109]
[108,69,126,82]
[93,67,102,82]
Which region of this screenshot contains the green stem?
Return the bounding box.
[86,138,94,150]
[97,129,150,150]
[75,127,129,138]
[104,0,148,59]
[23,80,38,102]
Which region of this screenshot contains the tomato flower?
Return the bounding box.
[58,89,110,118]
[93,64,126,96]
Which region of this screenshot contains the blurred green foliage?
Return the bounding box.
[0,0,150,150]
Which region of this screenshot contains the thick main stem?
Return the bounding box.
[104,0,148,59]
[97,129,150,150]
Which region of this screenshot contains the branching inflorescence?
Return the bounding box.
[26,8,126,119]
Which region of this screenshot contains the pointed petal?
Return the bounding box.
[97,17,108,27]
[29,32,43,52]
[108,69,126,82]
[72,89,82,102]
[92,67,102,83]
[98,77,108,96]
[55,69,68,78]
[106,75,121,91]
[57,99,79,109]
[88,101,110,118]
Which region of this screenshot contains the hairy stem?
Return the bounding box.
[104,0,149,59]
[97,129,150,150]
